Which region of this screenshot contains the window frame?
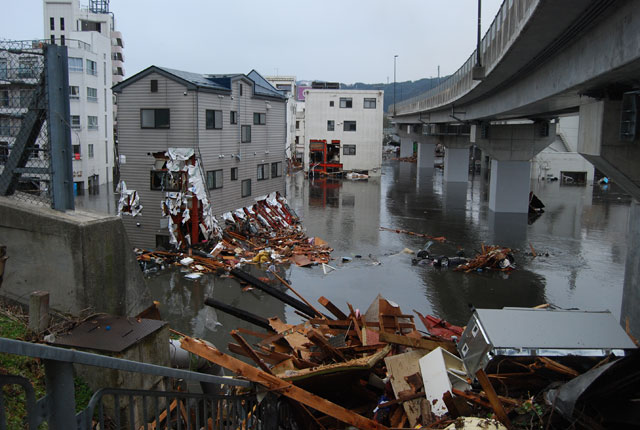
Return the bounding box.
[364,98,377,109]
[343,121,357,132]
[150,170,181,191]
[257,163,269,181]
[253,112,266,125]
[68,57,83,73]
[231,167,238,181]
[230,111,237,124]
[241,178,251,197]
[69,85,80,99]
[271,162,282,178]
[343,144,356,155]
[150,79,158,93]
[71,115,81,128]
[206,109,223,130]
[339,97,353,108]
[206,169,223,189]
[86,59,97,76]
[140,109,170,129]
[241,125,251,143]
[87,87,98,102]
[327,120,335,131]
[87,115,98,130]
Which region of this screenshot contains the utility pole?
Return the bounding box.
[393,55,398,116]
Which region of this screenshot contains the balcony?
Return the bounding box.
[112,66,124,77]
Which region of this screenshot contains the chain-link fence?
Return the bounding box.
[0,40,53,207]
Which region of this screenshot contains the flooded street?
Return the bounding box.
[76,160,632,351]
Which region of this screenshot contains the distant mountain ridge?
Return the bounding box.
[297,77,446,113]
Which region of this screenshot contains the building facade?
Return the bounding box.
[303,89,383,176]
[113,66,287,249]
[43,0,124,192]
[264,76,296,161]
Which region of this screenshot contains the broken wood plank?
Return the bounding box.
[236,327,270,339]
[307,329,347,362]
[451,389,492,409]
[377,391,425,408]
[384,350,428,427]
[228,343,284,366]
[378,331,458,355]
[475,369,512,428]
[318,296,349,320]
[231,330,274,374]
[180,336,389,430]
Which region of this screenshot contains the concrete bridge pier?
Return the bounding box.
[417,136,437,169]
[475,122,556,213]
[399,136,414,158]
[441,136,470,183]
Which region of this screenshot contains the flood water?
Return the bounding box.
[76,160,632,352]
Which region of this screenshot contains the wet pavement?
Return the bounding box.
[76,160,632,350]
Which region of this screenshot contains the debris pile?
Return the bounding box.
[454,245,515,272]
[136,192,332,275]
[178,291,638,430]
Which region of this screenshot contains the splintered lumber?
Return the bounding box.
[384,351,428,427]
[475,369,512,428]
[204,297,274,331]
[231,330,273,374]
[180,337,389,430]
[231,268,318,318]
[377,391,425,408]
[378,331,458,355]
[318,296,349,320]
[307,329,346,361]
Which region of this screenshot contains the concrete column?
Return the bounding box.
[444,147,469,182]
[622,200,640,340]
[489,159,531,213]
[417,142,436,168]
[400,137,414,158]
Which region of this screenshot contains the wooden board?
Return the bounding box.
[384,350,428,427]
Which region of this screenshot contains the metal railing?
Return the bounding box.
[0,337,290,430]
[390,0,537,116]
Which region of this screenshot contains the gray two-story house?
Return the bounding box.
[112,66,287,249]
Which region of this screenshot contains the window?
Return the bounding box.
[257,163,269,181]
[60,17,65,31]
[0,119,11,136]
[231,167,238,180]
[141,109,170,129]
[271,162,282,178]
[206,169,223,189]
[295,121,300,130]
[343,144,356,155]
[69,86,80,99]
[0,59,7,80]
[364,98,376,109]
[241,125,251,143]
[339,97,352,108]
[19,90,32,108]
[50,35,55,45]
[86,59,97,76]
[329,101,334,107]
[206,109,223,129]
[0,90,9,107]
[239,84,243,96]
[230,111,237,124]
[71,115,81,128]
[60,35,65,46]
[18,58,37,79]
[241,179,251,197]
[69,57,83,72]
[50,17,55,30]
[150,171,180,191]
[253,112,266,125]
[327,120,334,131]
[73,144,81,159]
[344,121,357,132]
[87,115,98,130]
[87,87,98,102]
[150,79,158,92]
[88,144,94,158]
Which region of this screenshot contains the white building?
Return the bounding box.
[303,89,383,176]
[531,116,594,184]
[265,76,296,160]
[43,0,123,193]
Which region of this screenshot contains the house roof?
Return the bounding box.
[112,66,285,100]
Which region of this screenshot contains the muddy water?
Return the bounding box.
[76,161,632,347]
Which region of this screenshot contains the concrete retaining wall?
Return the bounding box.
[0,197,150,316]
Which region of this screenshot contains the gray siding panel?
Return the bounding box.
[117,72,286,249]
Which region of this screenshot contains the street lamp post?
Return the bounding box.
[393,55,398,116]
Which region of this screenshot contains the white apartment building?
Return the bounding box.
[43,0,123,193]
[303,89,383,176]
[265,76,296,160]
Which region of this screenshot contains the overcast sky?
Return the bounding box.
[3,0,503,84]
